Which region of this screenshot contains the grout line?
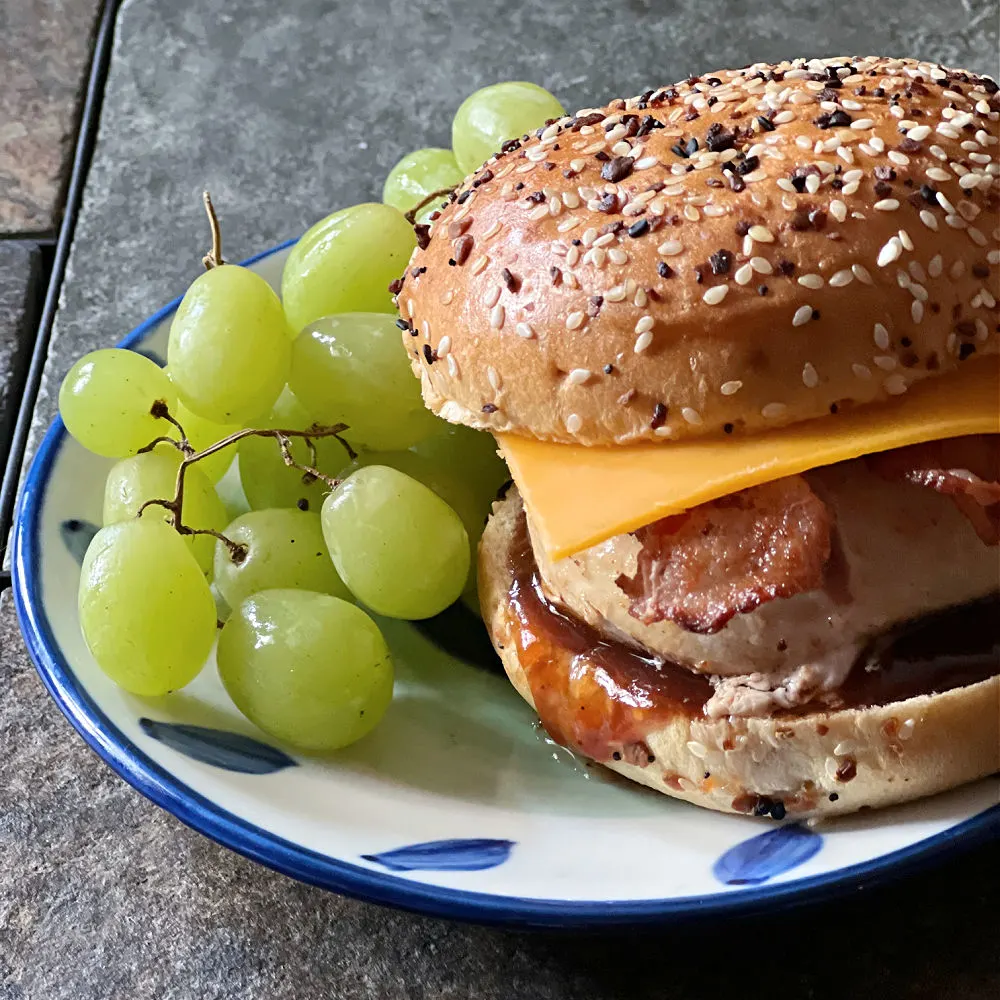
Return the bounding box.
[0,0,122,559]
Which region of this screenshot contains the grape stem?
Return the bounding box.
[201,191,226,270]
[404,187,458,225]
[135,420,356,563]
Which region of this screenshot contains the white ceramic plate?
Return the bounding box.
[12,242,998,926]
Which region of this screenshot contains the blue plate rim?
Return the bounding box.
[11,238,999,928]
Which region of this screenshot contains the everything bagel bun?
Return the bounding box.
[396,56,1000,445]
[480,488,1000,818]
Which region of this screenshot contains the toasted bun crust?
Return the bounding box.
[399,56,1000,445]
[479,489,1000,817]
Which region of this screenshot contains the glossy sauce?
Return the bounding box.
[506,514,999,762]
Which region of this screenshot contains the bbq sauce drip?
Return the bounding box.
[505,514,999,761]
[507,517,711,763]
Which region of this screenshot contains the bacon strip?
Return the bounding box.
[617,475,832,634]
[868,435,1000,545]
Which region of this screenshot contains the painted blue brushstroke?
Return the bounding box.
[362,838,515,872]
[60,518,99,565]
[713,824,823,886]
[139,718,297,774]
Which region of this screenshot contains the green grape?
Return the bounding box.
[102,448,229,576]
[410,423,509,504]
[290,313,440,451]
[79,519,216,696]
[213,508,350,609]
[217,589,393,751]
[346,447,492,602]
[173,399,239,483]
[382,148,465,223]
[58,349,178,458]
[281,203,416,334]
[238,388,354,512]
[452,81,566,175]
[167,264,292,425]
[321,465,469,619]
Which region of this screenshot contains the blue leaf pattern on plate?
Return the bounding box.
[139,718,297,774]
[713,824,823,886]
[362,838,515,872]
[60,518,100,564]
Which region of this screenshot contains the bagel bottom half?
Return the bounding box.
[479,488,1000,818]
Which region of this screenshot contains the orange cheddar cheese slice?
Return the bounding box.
[498,361,1000,560]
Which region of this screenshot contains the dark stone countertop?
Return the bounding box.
[0,0,104,236]
[3,1,998,996]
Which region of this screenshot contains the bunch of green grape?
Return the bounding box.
[60,77,563,752]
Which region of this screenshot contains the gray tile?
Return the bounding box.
[0,0,104,236]
[0,242,42,452]
[2,588,998,997]
[19,0,999,480]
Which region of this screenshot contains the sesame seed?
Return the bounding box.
[581,227,599,246]
[929,143,948,161]
[605,285,627,302]
[470,256,489,275]
[485,285,502,308]
[703,286,728,305]
[805,174,821,194]
[802,362,819,388]
[557,218,581,233]
[561,191,581,209]
[906,124,931,141]
[611,140,632,157]
[792,305,814,327]
[926,166,950,182]
[884,374,908,395]
[489,304,505,329]
[720,379,743,396]
[634,287,648,308]
[951,260,967,279]
[968,227,987,246]
[911,300,924,324]
[873,198,900,212]
[634,331,654,353]
[565,413,583,433]
[936,192,957,214]
[829,199,848,223]
[658,240,684,256]
[487,366,501,390]
[798,274,824,289]
[877,237,902,267]
[567,368,591,385]
[734,263,753,285]
[874,354,896,371]
[634,315,655,335]
[436,335,452,357]
[515,322,535,339]
[841,180,860,195]
[850,118,875,130]
[761,402,787,419]
[773,110,795,124]
[635,156,659,170]
[566,245,581,266]
[681,407,703,425]
[910,281,928,301]
[565,311,585,330]
[528,204,549,221]
[829,269,854,287]
[852,363,872,380]
[748,224,775,243]
[852,264,873,285]
[919,210,939,231]
[898,229,913,251]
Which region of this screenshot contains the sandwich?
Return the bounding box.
[395,56,1000,818]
